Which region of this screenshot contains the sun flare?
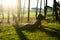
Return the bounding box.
[2,0,17,9]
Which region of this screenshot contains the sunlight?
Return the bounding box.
[2,0,17,9]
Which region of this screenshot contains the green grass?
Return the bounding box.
[21,22,60,40]
[0,12,60,40]
[0,22,60,40]
[0,24,20,40]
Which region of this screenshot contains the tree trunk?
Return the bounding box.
[2,12,4,22]
[7,10,9,24]
[12,12,14,21]
[0,0,4,23]
[32,0,43,28]
[54,0,58,21]
[39,0,42,27]
[28,0,30,22]
[2,4,4,23]
[36,0,39,19]
[17,0,21,22]
[23,0,25,21]
[59,8,60,24]
[52,3,54,19]
[44,0,47,19]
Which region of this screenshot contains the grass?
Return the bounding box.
[0,24,20,40]
[0,12,60,40]
[21,22,60,40]
[0,22,60,40]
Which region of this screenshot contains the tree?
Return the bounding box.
[52,2,55,21]
[28,0,30,22]
[2,10,4,22]
[57,1,60,23]
[54,0,58,21]
[17,0,21,22]
[59,9,60,24]
[7,8,10,24]
[36,0,39,19]
[44,0,47,19]
[23,0,26,21]
[0,0,4,23]
[38,0,42,27]
[32,0,44,28]
[12,11,14,21]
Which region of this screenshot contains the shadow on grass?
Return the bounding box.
[44,26,60,33]
[13,16,60,40]
[14,24,60,40]
[18,24,40,32]
[13,25,29,40]
[39,26,60,40]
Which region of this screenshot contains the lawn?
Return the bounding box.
[0,22,60,40]
[0,12,60,40]
[0,24,20,40]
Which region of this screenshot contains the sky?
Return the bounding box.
[21,0,60,9]
[0,0,60,9]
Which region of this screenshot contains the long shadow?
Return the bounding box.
[13,23,60,40]
[16,24,60,40]
[13,15,60,40]
[39,26,60,39]
[18,24,40,32]
[13,24,29,40]
[44,26,60,33]
[13,16,29,40]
